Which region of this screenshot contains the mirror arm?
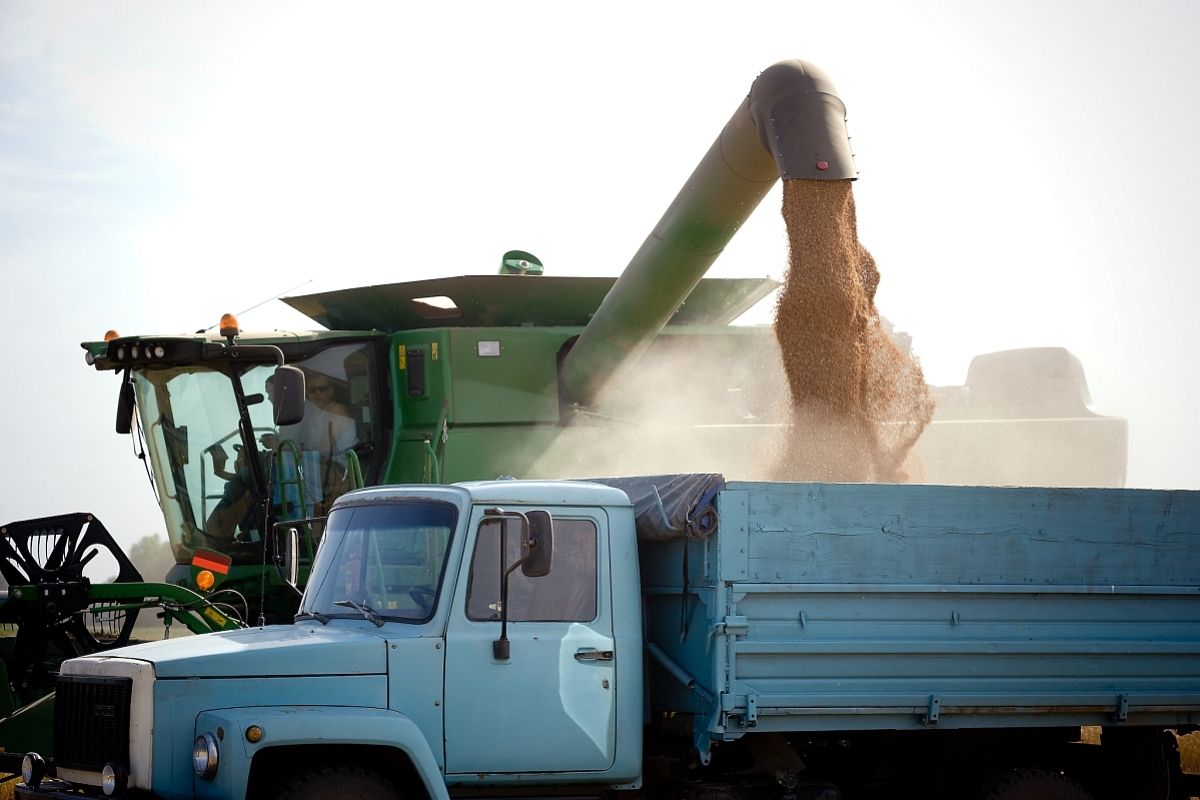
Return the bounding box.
[487,508,532,661]
[493,557,526,660]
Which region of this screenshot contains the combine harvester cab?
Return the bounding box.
[76,324,392,622]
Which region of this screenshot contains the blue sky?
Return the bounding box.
[1,1,1198,557]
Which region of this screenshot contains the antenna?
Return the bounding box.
[195,279,314,334]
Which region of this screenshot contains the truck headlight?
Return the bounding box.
[21,752,46,789]
[101,763,128,796]
[192,733,219,780]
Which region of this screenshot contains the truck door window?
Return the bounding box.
[466,517,597,622]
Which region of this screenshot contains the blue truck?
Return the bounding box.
[17,474,1200,800]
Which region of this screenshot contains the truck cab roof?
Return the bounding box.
[334,480,634,511]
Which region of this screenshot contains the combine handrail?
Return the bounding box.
[274,439,311,520]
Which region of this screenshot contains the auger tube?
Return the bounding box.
[559,59,856,408]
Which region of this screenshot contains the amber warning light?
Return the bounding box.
[191,548,232,593]
[219,313,239,339]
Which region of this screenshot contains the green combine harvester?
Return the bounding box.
[0,59,1127,763]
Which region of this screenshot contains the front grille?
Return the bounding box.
[54,674,132,771]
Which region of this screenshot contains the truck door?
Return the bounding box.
[443,509,615,775]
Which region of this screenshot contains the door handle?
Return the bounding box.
[574,648,614,662]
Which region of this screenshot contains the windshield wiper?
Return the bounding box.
[295,610,331,625]
[335,599,386,627]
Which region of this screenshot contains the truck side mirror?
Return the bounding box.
[284,526,300,588]
[521,510,554,577]
[115,369,134,434]
[273,524,303,596]
[271,366,306,426]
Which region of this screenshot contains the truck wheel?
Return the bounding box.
[277,766,401,800]
[979,768,1093,800]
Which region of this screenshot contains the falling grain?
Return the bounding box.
[773,179,935,482]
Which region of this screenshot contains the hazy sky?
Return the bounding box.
[2,1,1198,555]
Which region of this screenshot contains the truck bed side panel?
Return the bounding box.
[640,482,1200,737]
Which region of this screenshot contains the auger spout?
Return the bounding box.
[558,59,856,409]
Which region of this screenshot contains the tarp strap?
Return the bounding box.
[680,536,690,641]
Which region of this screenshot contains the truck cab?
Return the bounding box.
[21,481,644,800]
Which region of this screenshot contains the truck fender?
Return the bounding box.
[195,706,449,800]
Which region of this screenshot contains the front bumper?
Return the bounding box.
[15,778,158,800]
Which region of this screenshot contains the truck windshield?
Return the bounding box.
[301,501,457,624]
[131,342,381,567]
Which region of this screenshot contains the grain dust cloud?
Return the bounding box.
[525,178,937,486]
[773,179,934,482]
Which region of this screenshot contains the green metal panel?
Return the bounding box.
[385,325,579,485]
[0,692,54,754]
[385,438,434,485]
[283,276,776,333]
[392,331,452,427]
[383,426,563,485]
[439,426,562,482]
[379,325,788,485]
[381,321,1128,491]
[447,328,566,425]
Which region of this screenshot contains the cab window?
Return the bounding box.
[466,517,597,623]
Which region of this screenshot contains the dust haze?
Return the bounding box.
[523,180,1126,489]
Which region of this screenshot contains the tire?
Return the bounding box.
[1101,727,1179,800]
[979,768,1093,800]
[277,766,401,800]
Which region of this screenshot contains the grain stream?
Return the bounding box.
[773,179,934,482]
